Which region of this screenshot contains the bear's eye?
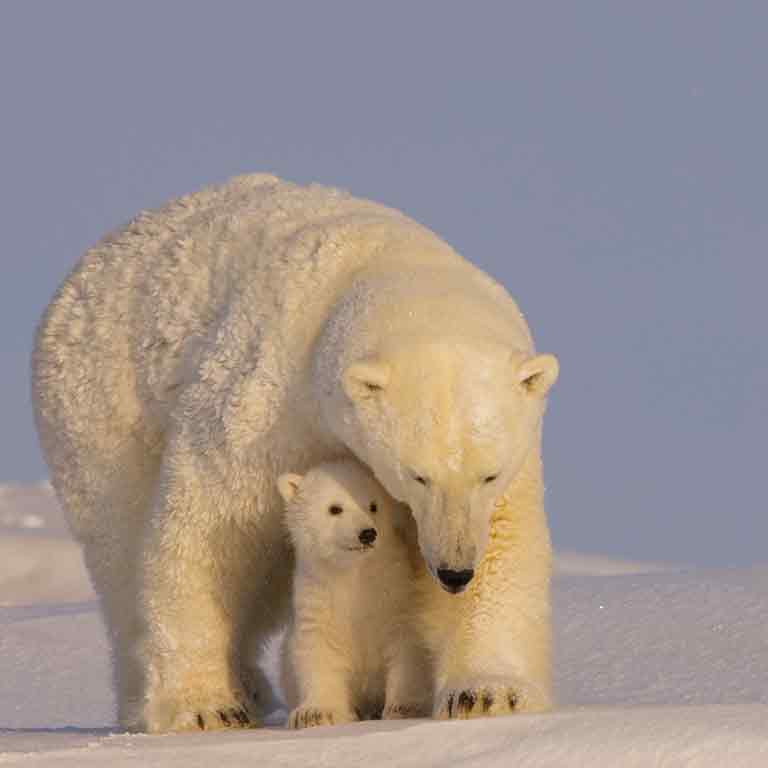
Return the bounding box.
[369,501,377,513]
[483,474,499,484]
[328,505,343,516]
[414,475,429,486]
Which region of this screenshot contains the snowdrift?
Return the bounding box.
[1,485,766,766]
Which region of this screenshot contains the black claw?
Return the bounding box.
[457,690,476,713]
[197,713,205,730]
[218,710,231,726]
[482,691,494,713]
[508,692,518,710]
[447,692,455,718]
[291,707,340,729]
[234,707,250,725]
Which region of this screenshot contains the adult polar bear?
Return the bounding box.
[33,174,559,732]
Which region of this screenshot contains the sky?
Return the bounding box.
[1,2,766,567]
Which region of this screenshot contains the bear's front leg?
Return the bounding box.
[136,527,257,731]
[430,497,553,719]
[431,591,553,720]
[129,457,262,732]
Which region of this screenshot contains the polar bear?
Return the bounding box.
[32,174,558,732]
[277,460,430,728]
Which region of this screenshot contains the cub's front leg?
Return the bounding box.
[283,622,358,730]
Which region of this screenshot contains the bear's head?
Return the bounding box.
[277,460,391,568]
[331,339,558,594]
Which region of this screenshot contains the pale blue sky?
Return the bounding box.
[2,2,766,566]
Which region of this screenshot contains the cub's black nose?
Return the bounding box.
[437,568,475,593]
[358,528,377,546]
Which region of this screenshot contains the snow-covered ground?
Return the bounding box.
[1,485,766,766]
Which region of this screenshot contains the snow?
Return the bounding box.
[1,485,767,766]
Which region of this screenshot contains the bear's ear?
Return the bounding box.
[342,360,390,402]
[277,473,303,504]
[517,354,559,397]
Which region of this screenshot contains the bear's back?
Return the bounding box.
[40,174,448,373]
[69,174,427,299]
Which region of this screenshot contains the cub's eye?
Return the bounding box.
[328,505,343,516]
[483,474,499,484]
[413,475,429,486]
[369,502,378,513]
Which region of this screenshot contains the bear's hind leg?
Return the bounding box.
[49,430,163,729]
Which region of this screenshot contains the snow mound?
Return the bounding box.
[1,485,766,765]
[0,536,93,606]
[0,482,68,536]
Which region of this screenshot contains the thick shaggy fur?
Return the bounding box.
[278,460,429,728]
[32,174,558,732]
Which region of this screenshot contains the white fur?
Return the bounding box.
[32,174,558,731]
[278,460,429,728]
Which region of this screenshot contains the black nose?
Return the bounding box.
[437,568,475,593]
[358,528,377,546]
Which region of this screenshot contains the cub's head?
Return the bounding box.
[328,339,559,594]
[278,459,389,567]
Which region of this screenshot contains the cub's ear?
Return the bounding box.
[277,473,303,504]
[518,354,559,396]
[342,360,390,402]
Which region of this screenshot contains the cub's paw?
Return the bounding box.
[382,702,429,720]
[434,678,550,720]
[287,705,358,730]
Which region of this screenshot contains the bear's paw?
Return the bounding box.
[196,705,254,730]
[434,677,550,719]
[140,690,257,733]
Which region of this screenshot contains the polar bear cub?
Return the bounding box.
[278,459,430,729]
